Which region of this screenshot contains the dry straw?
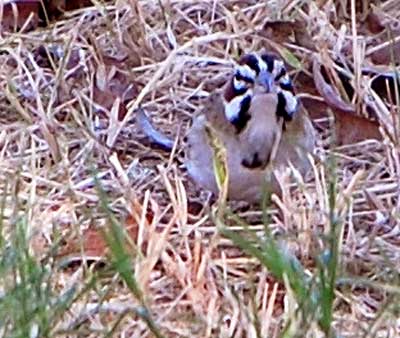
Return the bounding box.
[0,0,399,337]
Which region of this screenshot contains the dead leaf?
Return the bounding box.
[296,63,381,144]
[44,0,93,20]
[365,11,385,34]
[312,58,356,113]
[59,198,152,262]
[0,0,40,33]
[334,109,381,145]
[301,97,331,120]
[77,219,138,258]
[261,20,296,43]
[260,19,315,51]
[370,36,400,65]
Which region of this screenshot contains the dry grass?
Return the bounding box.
[0,0,399,337]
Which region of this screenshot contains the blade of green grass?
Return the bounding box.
[94,173,165,338]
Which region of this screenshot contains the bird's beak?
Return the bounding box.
[255,71,273,93]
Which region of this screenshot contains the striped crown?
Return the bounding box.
[223,51,299,132]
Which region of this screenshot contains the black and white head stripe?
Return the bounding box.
[232,52,288,92]
[224,90,253,132]
[232,63,256,95]
[223,55,258,131]
[238,52,295,94]
[234,64,256,82]
[276,89,298,121]
[224,51,299,129]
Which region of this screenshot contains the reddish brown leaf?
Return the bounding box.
[370,37,400,65]
[334,109,382,145]
[59,215,139,260]
[301,97,331,120]
[76,228,108,258]
[261,20,296,43]
[32,44,138,120]
[59,199,153,261]
[366,11,385,34]
[260,20,315,51]
[296,63,381,144]
[62,0,92,11]
[0,0,40,33]
[44,0,93,20]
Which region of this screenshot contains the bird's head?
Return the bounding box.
[222,51,299,131]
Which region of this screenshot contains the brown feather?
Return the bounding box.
[185,91,316,203]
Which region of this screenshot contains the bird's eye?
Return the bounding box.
[279,76,294,92]
[232,77,250,94]
[234,66,256,84]
[274,66,287,82]
[272,59,285,78]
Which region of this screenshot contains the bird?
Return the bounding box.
[184,51,316,203]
